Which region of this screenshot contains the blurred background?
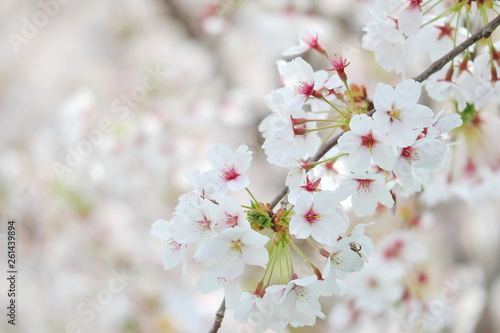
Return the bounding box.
[0,0,499,332]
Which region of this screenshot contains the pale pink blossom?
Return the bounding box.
[338,114,396,173]
[266,275,331,327]
[207,143,253,193]
[290,191,349,245]
[334,173,394,217]
[198,226,269,280]
[150,218,187,274]
[282,27,325,56]
[373,79,434,147]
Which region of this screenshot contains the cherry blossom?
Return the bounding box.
[338,113,396,173]
[373,79,434,147]
[207,143,253,193]
[323,223,375,295]
[334,173,394,217]
[277,57,323,111]
[197,226,269,280]
[150,218,187,274]
[173,198,221,257]
[362,0,423,75]
[282,27,326,56]
[266,275,331,327]
[233,293,287,333]
[415,17,467,62]
[260,110,322,167]
[289,191,349,245]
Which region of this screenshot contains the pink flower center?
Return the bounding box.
[435,22,454,40]
[355,178,374,194]
[220,166,240,181]
[361,133,376,148]
[196,217,212,232]
[407,0,422,10]
[401,146,418,162]
[295,81,314,96]
[301,177,321,192]
[225,214,239,228]
[304,209,321,224]
[167,237,182,252]
[303,33,318,48]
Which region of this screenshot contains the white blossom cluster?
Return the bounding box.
[152,0,500,332]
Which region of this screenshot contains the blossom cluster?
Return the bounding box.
[152,0,500,331]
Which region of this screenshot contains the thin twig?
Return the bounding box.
[208,14,500,333]
[208,298,226,333]
[413,14,500,82]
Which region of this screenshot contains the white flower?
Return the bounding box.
[334,173,394,217]
[266,275,331,327]
[338,114,396,173]
[233,293,287,333]
[393,135,446,189]
[322,223,374,295]
[207,143,253,193]
[212,196,249,233]
[423,62,473,109]
[432,110,463,134]
[327,223,374,272]
[150,218,187,274]
[282,27,324,57]
[196,268,242,309]
[290,191,349,245]
[173,198,221,258]
[288,175,323,205]
[181,168,220,201]
[197,226,269,280]
[277,57,321,112]
[415,17,467,62]
[362,2,422,75]
[261,110,322,167]
[373,79,434,147]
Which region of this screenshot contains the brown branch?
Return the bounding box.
[269,131,345,210]
[208,298,226,333]
[413,14,500,83]
[208,14,500,333]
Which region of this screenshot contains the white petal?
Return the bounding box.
[406,104,434,127]
[338,131,361,153]
[373,182,394,208]
[290,216,312,239]
[372,110,391,135]
[388,121,419,147]
[349,114,373,134]
[242,246,269,267]
[348,147,372,173]
[282,44,311,56]
[373,83,395,112]
[371,144,396,171]
[351,191,377,217]
[394,79,421,108]
[151,219,172,241]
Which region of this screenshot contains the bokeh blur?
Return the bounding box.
[1,0,500,332]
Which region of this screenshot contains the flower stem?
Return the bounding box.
[245,187,258,203]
